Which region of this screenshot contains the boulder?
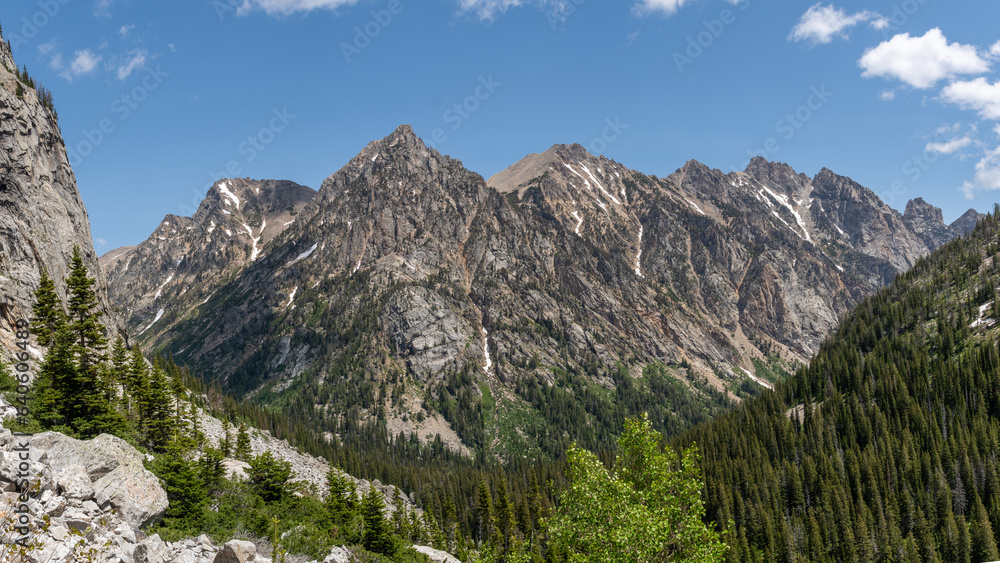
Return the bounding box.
[28,432,168,528]
[134,534,168,563]
[322,546,352,563]
[412,545,463,563]
[214,540,257,563]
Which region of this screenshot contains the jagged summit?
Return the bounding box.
[100,178,315,340]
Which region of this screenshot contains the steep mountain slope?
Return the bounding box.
[0,31,114,355]
[99,178,315,343]
[683,210,1000,562]
[107,125,978,458]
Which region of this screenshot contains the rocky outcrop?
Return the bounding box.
[0,426,169,560]
[0,27,116,357]
[0,398,452,562]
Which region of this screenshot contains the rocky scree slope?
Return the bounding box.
[0,396,437,563]
[107,126,980,457]
[0,30,115,356]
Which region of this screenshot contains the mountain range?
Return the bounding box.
[99,124,981,457]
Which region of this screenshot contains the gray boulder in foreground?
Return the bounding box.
[26,431,168,528]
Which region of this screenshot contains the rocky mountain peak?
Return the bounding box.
[101,178,315,340]
[743,157,812,197]
[902,197,953,251]
[903,197,945,224]
[950,208,984,235]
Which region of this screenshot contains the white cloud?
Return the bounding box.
[116,50,147,80]
[631,0,740,17]
[632,0,693,17]
[961,145,1000,197]
[788,4,882,44]
[455,0,531,20]
[880,89,896,101]
[926,136,974,154]
[859,29,991,89]
[869,17,889,31]
[95,0,114,16]
[119,24,135,36]
[235,0,359,16]
[38,40,65,71]
[60,49,101,81]
[992,41,1000,57]
[995,124,1000,138]
[941,78,1000,120]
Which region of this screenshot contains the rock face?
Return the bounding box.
[0,29,115,356]
[105,125,981,457]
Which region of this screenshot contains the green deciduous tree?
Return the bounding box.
[546,415,727,563]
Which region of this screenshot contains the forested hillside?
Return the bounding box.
[682,207,1000,562]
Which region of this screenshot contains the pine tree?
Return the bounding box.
[248,450,292,503]
[65,246,106,372]
[198,446,226,498]
[32,321,75,431]
[145,367,175,451]
[496,479,515,560]
[63,246,119,437]
[127,347,151,426]
[327,468,360,541]
[151,445,207,530]
[971,498,999,562]
[477,480,496,549]
[31,269,64,347]
[361,487,397,556]
[220,418,233,458]
[107,338,129,409]
[235,422,251,460]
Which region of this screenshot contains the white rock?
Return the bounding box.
[213,540,257,563]
[413,544,463,563]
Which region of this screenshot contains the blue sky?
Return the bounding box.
[2,0,999,251]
